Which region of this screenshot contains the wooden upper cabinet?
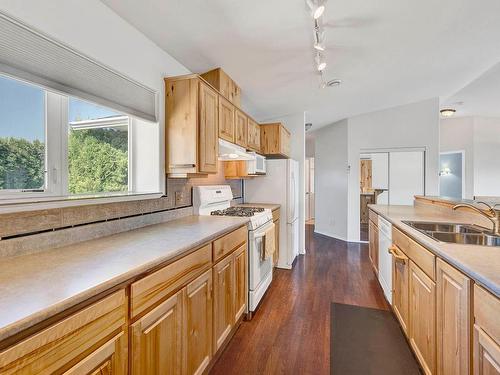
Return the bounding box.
[235,109,248,148]
[473,285,500,375]
[409,260,436,375]
[199,81,219,174]
[131,290,183,375]
[201,68,241,107]
[0,291,127,375]
[260,122,291,158]
[218,96,235,143]
[436,259,471,375]
[165,76,218,176]
[392,245,410,336]
[185,270,213,375]
[247,118,261,152]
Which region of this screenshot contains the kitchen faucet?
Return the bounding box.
[453,202,500,235]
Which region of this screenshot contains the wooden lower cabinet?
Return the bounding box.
[185,270,213,375]
[1,228,249,375]
[391,245,409,335]
[131,290,184,375]
[409,260,436,375]
[213,254,234,351]
[368,220,379,274]
[233,244,247,323]
[273,218,280,267]
[473,285,500,375]
[474,326,500,375]
[64,332,126,375]
[0,291,127,375]
[436,259,471,375]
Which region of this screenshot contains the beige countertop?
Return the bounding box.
[369,204,500,297]
[237,203,281,211]
[0,215,249,342]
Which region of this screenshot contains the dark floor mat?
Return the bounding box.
[331,303,421,375]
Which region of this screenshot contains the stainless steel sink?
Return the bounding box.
[430,232,500,246]
[402,221,500,247]
[405,222,484,234]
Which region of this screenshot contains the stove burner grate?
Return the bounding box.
[210,206,265,217]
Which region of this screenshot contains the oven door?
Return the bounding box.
[248,220,273,291]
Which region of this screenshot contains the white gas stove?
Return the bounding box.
[193,185,274,317]
[193,185,272,230]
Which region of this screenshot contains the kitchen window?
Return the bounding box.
[0,74,157,203]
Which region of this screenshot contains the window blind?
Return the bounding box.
[0,12,157,122]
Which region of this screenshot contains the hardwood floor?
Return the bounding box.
[210,224,389,374]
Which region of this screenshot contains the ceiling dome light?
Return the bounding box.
[440,108,456,117]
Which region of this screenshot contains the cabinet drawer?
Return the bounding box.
[393,227,435,280]
[369,210,378,226]
[474,285,500,343]
[272,208,280,222]
[0,290,126,375]
[213,226,247,262]
[131,243,212,318]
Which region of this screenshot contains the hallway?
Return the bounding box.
[210,224,389,374]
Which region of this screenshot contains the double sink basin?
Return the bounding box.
[402,221,500,247]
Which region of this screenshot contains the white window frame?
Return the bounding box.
[0,89,64,200]
[0,76,159,204]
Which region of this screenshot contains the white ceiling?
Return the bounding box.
[442,61,500,118]
[102,0,500,129]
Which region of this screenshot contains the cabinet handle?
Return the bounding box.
[388,246,406,264]
[171,164,196,168]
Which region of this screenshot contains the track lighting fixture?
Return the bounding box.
[306,0,326,19]
[315,53,326,71]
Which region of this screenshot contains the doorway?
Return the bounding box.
[359,149,425,241]
[439,151,465,199]
[305,157,315,223]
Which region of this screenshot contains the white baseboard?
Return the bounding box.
[313,229,368,244]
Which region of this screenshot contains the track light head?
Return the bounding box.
[306,0,326,20]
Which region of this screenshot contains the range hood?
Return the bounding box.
[218,139,255,161]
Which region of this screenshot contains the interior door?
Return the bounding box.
[389,151,424,205]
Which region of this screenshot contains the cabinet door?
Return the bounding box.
[368,220,379,273]
[280,127,290,156]
[185,270,213,375]
[409,260,437,375]
[63,333,126,375]
[131,290,183,375]
[218,96,235,143]
[233,244,247,322]
[436,259,471,375]
[392,245,409,335]
[474,325,500,375]
[235,109,248,148]
[273,218,280,266]
[247,119,260,152]
[199,81,218,173]
[213,255,234,351]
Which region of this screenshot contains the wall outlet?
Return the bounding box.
[175,191,184,206]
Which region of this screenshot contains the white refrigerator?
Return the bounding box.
[244,159,299,269]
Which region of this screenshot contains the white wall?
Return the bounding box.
[313,119,349,240]
[440,117,474,199]
[0,0,191,194]
[472,117,500,197]
[347,98,440,240]
[440,116,500,198]
[264,112,306,254]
